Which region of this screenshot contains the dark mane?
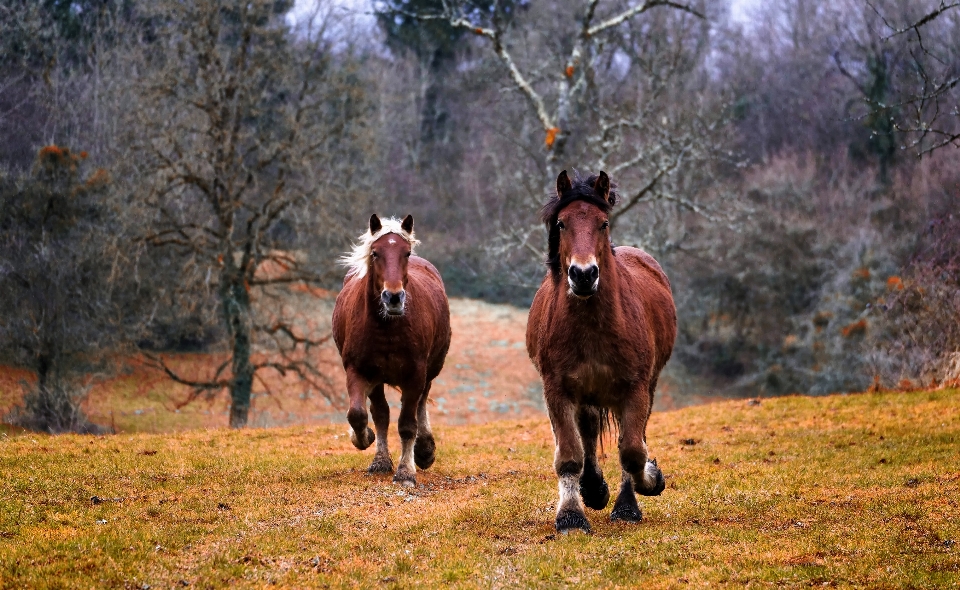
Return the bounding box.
[540,170,619,277]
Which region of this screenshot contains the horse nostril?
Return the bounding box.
[382,290,404,306]
[568,265,598,286]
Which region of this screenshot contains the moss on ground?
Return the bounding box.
[1,389,958,588]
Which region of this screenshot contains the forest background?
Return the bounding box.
[0,0,958,432]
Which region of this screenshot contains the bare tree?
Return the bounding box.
[839,1,960,156]
[390,0,737,285]
[0,146,119,433]
[131,0,377,427]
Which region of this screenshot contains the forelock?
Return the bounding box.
[541,171,618,277]
[340,217,421,279]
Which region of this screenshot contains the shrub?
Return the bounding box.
[5,380,107,435]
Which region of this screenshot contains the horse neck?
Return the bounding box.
[361,270,383,321]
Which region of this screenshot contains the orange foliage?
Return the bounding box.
[85,168,110,187]
[79,151,89,159]
[841,319,868,338]
[474,27,484,34]
[886,276,904,290]
[544,127,560,148]
[38,145,64,158]
[852,267,871,280]
[288,283,336,299]
[565,65,574,78]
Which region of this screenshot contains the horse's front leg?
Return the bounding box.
[345,368,376,450]
[414,381,436,469]
[367,384,393,473]
[393,375,426,487]
[545,382,589,533]
[577,405,610,510]
[611,394,665,523]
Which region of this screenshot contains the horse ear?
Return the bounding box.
[369,214,382,234]
[401,214,414,234]
[556,170,572,197]
[594,171,611,204]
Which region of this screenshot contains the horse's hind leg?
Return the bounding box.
[577,406,610,510]
[611,469,643,522]
[367,384,393,473]
[346,370,375,450]
[414,382,436,470]
[545,386,590,533]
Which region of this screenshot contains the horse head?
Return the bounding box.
[342,214,419,318]
[368,214,416,317]
[542,170,618,299]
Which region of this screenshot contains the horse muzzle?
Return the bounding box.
[568,264,599,299]
[380,289,406,316]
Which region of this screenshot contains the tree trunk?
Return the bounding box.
[36,352,51,392]
[222,274,254,429]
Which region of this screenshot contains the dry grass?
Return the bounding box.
[1,388,958,588]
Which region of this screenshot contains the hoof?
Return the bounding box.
[556,509,591,533]
[393,467,416,487]
[635,459,666,497]
[580,474,610,511]
[414,436,436,470]
[350,427,375,451]
[367,455,394,474]
[610,501,643,523]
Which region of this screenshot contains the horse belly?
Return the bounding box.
[562,362,626,405]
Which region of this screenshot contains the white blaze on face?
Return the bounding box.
[388,238,396,244]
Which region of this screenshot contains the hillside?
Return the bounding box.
[1,388,958,588]
[0,297,714,434]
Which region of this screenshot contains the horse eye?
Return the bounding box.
[405,252,411,258]
[600,221,609,230]
[557,220,565,230]
[371,251,378,259]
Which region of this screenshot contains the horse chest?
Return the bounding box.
[350,324,421,381]
[548,316,644,400]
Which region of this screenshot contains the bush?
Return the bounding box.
[5,380,108,435]
[871,212,960,387]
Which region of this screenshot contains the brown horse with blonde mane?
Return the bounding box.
[526,170,677,532]
[333,214,451,486]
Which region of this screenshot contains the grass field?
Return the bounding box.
[1,388,958,589]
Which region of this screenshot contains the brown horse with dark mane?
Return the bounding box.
[526,170,677,532]
[333,214,451,487]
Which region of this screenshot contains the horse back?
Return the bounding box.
[615,246,677,371]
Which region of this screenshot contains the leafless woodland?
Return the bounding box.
[0,0,957,431]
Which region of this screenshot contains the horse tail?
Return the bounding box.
[597,406,619,456]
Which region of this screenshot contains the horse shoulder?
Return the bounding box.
[525,276,555,371]
[408,256,448,309]
[614,247,677,364]
[332,274,364,356]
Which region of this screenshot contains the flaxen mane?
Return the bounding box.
[540,170,619,277]
[340,217,421,279]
